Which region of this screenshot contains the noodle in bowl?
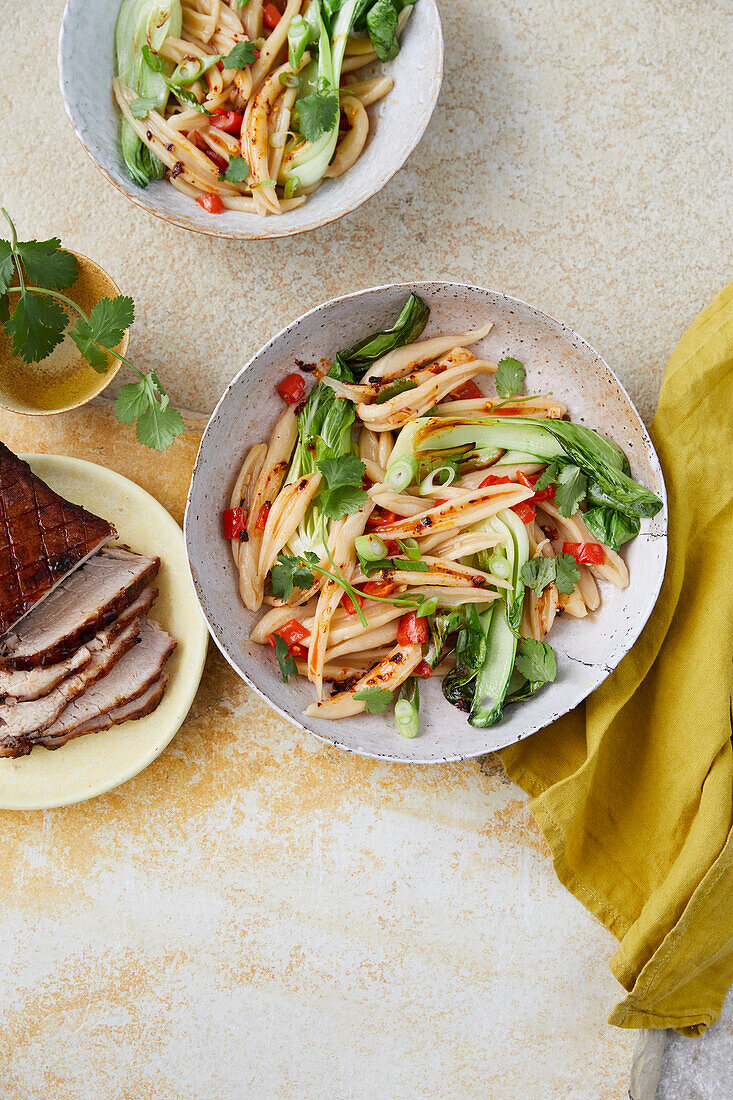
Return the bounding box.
[184,283,668,763]
[58,0,443,238]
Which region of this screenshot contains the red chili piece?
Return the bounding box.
[195,192,225,214]
[414,659,433,678]
[255,503,271,529]
[211,110,244,133]
[397,611,429,645]
[367,509,399,528]
[222,506,247,539]
[263,3,281,28]
[562,542,604,565]
[277,373,306,404]
[342,590,364,616]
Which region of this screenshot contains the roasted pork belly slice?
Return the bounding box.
[0,443,115,636]
[0,586,158,701]
[29,619,176,748]
[37,674,170,749]
[0,548,160,670]
[0,619,141,747]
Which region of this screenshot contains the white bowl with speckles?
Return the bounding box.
[184,282,668,763]
[58,0,443,240]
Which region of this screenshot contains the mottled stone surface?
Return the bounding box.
[0,0,731,1096]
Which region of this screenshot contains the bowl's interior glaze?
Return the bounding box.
[58,0,443,239]
[185,283,667,763]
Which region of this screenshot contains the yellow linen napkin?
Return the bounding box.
[500,283,733,1035]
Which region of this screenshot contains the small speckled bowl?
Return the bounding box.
[58,0,443,240]
[0,249,126,415]
[184,283,668,763]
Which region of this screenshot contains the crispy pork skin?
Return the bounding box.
[0,443,115,636]
[0,549,159,670]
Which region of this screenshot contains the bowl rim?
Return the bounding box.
[57,0,444,240]
[0,247,127,416]
[184,280,668,763]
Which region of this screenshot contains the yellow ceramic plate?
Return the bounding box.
[0,455,208,810]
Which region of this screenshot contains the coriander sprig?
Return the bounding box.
[0,209,183,451]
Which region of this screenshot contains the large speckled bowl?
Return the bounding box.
[184,283,668,763]
[58,0,443,240]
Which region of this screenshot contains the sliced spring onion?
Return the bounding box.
[171,54,222,86]
[488,554,511,579]
[395,679,420,739]
[386,455,417,492]
[398,538,420,561]
[419,465,457,495]
[355,534,388,562]
[416,596,438,619]
[279,71,300,87]
[283,176,300,199]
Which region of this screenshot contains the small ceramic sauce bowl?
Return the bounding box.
[0,250,127,415]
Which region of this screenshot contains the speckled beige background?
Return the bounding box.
[0,1,731,1097]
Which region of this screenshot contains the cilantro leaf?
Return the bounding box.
[534,462,559,491]
[353,687,393,713]
[222,41,257,68]
[136,396,185,451]
[5,293,68,362]
[223,156,250,183]
[114,371,184,451]
[520,557,555,597]
[115,379,150,424]
[554,552,580,595]
[554,464,587,518]
[15,238,77,291]
[320,484,368,519]
[295,92,339,142]
[273,634,297,682]
[375,379,418,404]
[0,240,15,296]
[317,453,366,489]
[70,295,134,374]
[514,638,557,686]
[495,357,526,400]
[270,552,318,600]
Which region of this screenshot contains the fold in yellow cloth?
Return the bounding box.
[500,283,733,1035]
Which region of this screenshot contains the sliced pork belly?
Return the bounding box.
[29,619,176,749]
[0,548,159,670]
[37,674,170,749]
[0,618,141,751]
[0,443,115,636]
[0,587,157,701]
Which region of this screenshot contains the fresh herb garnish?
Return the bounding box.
[0,210,183,451]
[514,638,557,686]
[273,634,297,682]
[520,557,556,598]
[520,553,580,597]
[295,91,340,142]
[495,357,526,399]
[270,550,320,601]
[353,686,394,713]
[538,462,588,518]
[221,40,257,69]
[316,453,369,519]
[222,156,250,183]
